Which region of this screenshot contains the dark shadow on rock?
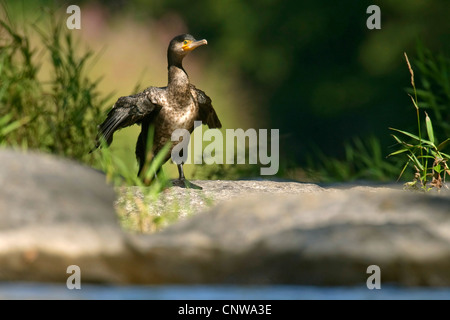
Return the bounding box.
[169,179,203,190]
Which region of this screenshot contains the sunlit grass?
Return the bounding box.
[388,53,450,192]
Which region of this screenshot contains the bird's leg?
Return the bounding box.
[177,163,185,181]
[174,163,202,190]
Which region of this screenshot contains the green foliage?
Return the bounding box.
[0,113,26,144]
[0,6,108,163]
[308,47,450,185]
[411,44,450,139]
[388,53,450,191]
[192,163,260,180]
[307,136,400,182]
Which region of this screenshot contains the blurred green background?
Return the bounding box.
[1,0,449,182]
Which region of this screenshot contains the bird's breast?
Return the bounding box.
[160,100,197,127]
[152,99,198,151]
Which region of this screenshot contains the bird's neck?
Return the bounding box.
[167,65,190,93]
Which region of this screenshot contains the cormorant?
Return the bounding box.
[92,34,222,186]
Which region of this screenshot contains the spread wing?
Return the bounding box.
[191,86,222,129]
[91,87,164,151]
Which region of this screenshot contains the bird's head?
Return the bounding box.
[167,34,207,67]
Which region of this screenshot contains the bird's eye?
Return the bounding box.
[183,40,189,45]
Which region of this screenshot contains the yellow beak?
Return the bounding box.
[182,39,208,52]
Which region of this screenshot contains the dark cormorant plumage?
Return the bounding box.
[92,34,222,185]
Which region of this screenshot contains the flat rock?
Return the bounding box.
[1,149,450,286]
[0,149,133,283]
[0,149,117,229]
[130,188,450,286]
[116,179,326,222]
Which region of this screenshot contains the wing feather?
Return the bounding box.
[91,88,162,151]
[191,86,222,129]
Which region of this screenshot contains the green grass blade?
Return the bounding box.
[407,154,423,171]
[424,112,435,145]
[389,128,434,146]
[397,159,411,181]
[418,155,436,160]
[440,152,450,160]
[408,94,419,110]
[1,121,22,136]
[390,134,414,148]
[0,114,13,127]
[387,148,409,157]
[391,134,403,145]
[142,142,171,182]
[437,138,450,151]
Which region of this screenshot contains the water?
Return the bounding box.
[0,283,449,300]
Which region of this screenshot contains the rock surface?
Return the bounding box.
[116,180,326,223]
[1,149,450,286]
[132,188,450,286]
[0,149,133,283]
[0,149,117,229]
